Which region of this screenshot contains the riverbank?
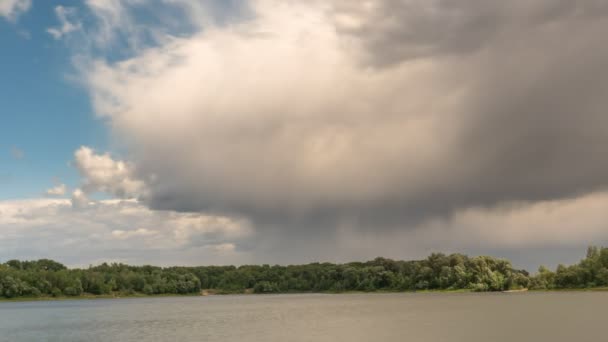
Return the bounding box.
[0,293,201,303]
[7,287,608,303]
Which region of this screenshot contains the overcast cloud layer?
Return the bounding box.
[6,0,608,269]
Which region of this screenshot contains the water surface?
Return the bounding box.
[0,292,604,341]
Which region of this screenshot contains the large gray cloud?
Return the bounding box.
[44,0,605,272]
[3,0,607,269]
[332,0,608,216]
[332,0,608,65]
[83,0,608,232]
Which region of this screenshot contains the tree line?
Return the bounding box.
[1,247,607,299]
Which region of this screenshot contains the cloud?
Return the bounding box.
[46,6,81,40]
[0,198,252,266]
[330,1,608,66]
[415,191,608,250]
[111,227,155,240]
[45,184,67,197]
[2,192,608,269]
[0,0,30,22]
[82,0,608,231]
[203,243,236,254]
[239,190,608,269]
[84,0,142,48]
[13,0,596,268]
[70,188,90,208]
[73,146,147,199]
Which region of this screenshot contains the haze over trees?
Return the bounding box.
[1,247,607,299]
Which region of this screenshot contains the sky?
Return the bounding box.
[1,0,608,270]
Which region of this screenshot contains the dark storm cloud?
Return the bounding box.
[328,0,608,221]
[332,0,608,66]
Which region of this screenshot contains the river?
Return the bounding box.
[0,292,604,341]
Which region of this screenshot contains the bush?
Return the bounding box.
[63,286,82,296]
[253,281,279,293]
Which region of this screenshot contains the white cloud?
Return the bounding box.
[71,188,90,208]
[73,146,147,199]
[84,0,137,48]
[46,6,81,40]
[79,0,206,51]
[45,184,67,196]
[0,0,30,22]
[111,227,156,240]
[0,198,252,266]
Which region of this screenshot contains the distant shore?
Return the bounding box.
[5,287,608,303]
[0,293,199,303]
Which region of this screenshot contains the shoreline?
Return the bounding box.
[3,287,608,303]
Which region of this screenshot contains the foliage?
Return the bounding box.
[4,247,608,299]
[529,246,608,290]
[0,260,201,299]
[0,252,534,299]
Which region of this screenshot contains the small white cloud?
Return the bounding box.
[0,0,31,22]
[71,188,90,208]
[46,6,81,40]
[45,184,67,196]
[73,146,147,199]
[111,228,155,240]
